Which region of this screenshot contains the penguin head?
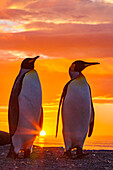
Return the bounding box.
[21,56,39,69]
[69,60,100,78]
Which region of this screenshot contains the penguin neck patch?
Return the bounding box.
[20,68,32,76]
[69,70,80,79]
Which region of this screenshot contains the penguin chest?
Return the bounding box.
[62,77,91,133]
[18,70,42,126]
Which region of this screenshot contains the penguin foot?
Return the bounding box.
[7,145,18,159]
[24,149,30,158]
[63,149,72,159]
[7,151,18,159]
[74,147,89,159]
[76,147,82,155]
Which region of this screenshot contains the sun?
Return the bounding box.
[40,130,46,136]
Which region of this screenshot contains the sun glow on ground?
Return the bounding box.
[40,130,46,136]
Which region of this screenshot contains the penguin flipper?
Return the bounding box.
[56,80,72,138]
[88,86,95,137]
[8,74,25,137]
[55,91,64,138]
[39,107,43,130]
[9,98,19,137]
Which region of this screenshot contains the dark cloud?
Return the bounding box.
[0,9,33,20]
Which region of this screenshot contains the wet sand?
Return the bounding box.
[0,145,113,170]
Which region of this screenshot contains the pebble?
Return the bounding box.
[92,154,95,156]
[71,164,75,167]
[104,167,109,170]
[13,166,18,170]
[79,164,82,166]
[20,161,27,165]
[27,161,31,165]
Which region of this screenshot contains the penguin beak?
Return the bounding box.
[84,62,100,67]
[34,56,40,60]
[29,56,40,63]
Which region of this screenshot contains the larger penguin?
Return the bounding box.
[7,56,43,159]
[56,60,99,158]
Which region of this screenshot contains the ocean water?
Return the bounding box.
[0,109,113,150]
[34,135,113,150]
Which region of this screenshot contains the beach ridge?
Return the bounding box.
[0,145,113,170]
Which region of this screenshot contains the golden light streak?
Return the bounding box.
[8,1,37,10]
[104,0,113,3]
[8,5,21,9]
[93,96,113,100]
[0,106,8,109]
[32,19,109,25]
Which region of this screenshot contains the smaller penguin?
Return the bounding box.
[56,60,99,158]
[7,56,43,159]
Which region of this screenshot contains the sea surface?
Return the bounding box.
[0,108,113,150]
[34,135,113,150]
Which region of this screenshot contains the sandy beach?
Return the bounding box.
[0,145,113,170]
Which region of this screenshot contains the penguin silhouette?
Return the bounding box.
[7,56,43,159]
[56,60,99,158]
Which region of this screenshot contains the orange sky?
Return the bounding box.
[0,0,113,136]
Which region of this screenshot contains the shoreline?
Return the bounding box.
[0,145,113,170]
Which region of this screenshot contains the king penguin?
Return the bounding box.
[7,56,43,159]
[56,60,100,158]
